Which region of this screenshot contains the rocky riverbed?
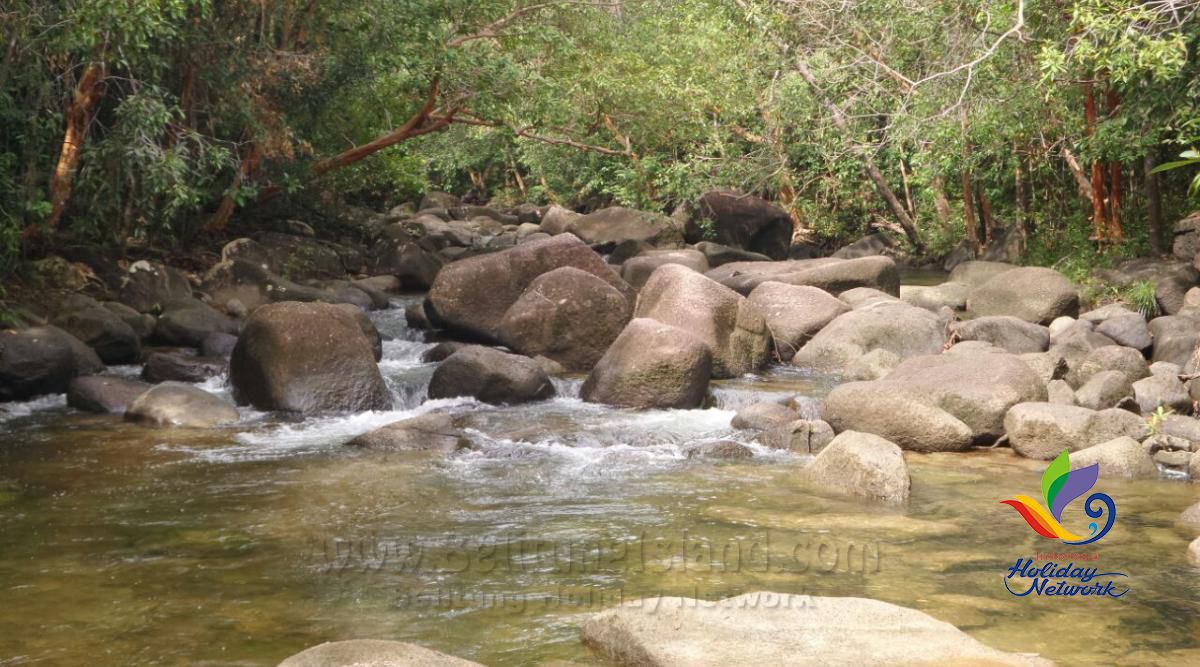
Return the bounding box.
[3,194,1200,665]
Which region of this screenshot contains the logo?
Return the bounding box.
[1000,448,1116,545]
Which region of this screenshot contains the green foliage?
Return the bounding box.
[1146,405,1175,437]
[1122,280,1161,319]
[1153,149,1200,199]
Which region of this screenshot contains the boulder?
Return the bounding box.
[419,191,461,211]
[838,287,898,308]
[831,233,892,259]
[346,412,472,454]
[620,249,709,288]
[746,283,850,362]
[1132,374,1189,414]
[967,266,1079,323]
[1159,415,1200,450]
[683,440,755,460]
[950,316,1049,354]
[427,346,555,405]
[1150,315,1200,368]
[0,326,101,401]
[230,302,391,413]
[730,402,799,430]
[900,282,969,312]
[142,351,225,383]
[124,382,239,427]
[635,264,769,377]
[791,301,945,374]
[538,205,581,235]
[497,267,630,371]
[1047,379,1076,405]
[426,234,634,343]
[1096,314,1152,351]
[1072,345,1150,387]
[103,301,155,340]
[1150,361,1182,377]
[761,419,836,454]
[1096,257,1198,315]
[154,298,238,347]
[568,206,685,249]
[67,376,150,414]
[581,593,1049,667]
[1074,370,1133,410]
[843,348,902,381]
[278,639,482,667]
[118,260,193,314]
[1070,436,1158,479]
[421,342,467,364]
[1004,403,1147,459]
[804,431,910,504]
[1190,537,1200,567]
[332,303,383,362]
[822,350,1046,452]
[580,318,712,409]
[679,190,793,259]
[693,241,771,268]
[706,256,900,297]
[200,331,238,360]
[52,305,141,364]
[948,260,1016,288]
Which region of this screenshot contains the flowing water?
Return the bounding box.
[2,296,1199,665]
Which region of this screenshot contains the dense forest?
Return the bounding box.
[2,0,1199,282]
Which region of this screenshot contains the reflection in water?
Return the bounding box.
[1,296,1199,665]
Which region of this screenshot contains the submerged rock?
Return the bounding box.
[635,264,769,377]
[684,440,754,460]
[277,639,482,667]
[581,593,1049,666]
[761,419,836,454]
[347,412,472,454]
[125,382,238,427]
[730,401,799,430]
[230,302,391,413]
[581,318,712,409]
[804,431,910,504]
[427,346,555,405]
[67,376,150,414]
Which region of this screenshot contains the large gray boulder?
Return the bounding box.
[822,350,1047,452]
[950,316,1049,354]
[1096,314,1152,351]
[1071,345,1150,388]
[496,266,629,371]
[679,190,793,259]
[804,431,910,504]
[142,351,225,383]
[730,401,799,430]
[620,249,709,288]
[118,260,193,314]
[1004,402,1147,459]
[900,281,970,312]
[1074,370,1133,410]
[0,326,101,401]
[1070,436,1158,479]
[154,298,238,347]
[706,256,900,297]
[67,376,150,414]
[581,318,712,409]
[568,206,685,248]
[125,382,239,427]
[635,264,769,377]
[1150,315,1200,368]
[427,346,555,405]
[948,260,1016,288]
[277,640,482,667]
[426,233,634,343]
[346,412,472,454]
[693,241,771,268]
[791,301,945,374]
[581,593,1050,666]
[967,266,1079,323]
[1133,374,1190,414]
[52,304,141,364]
[230,302,391,413]
[747,282,850,362]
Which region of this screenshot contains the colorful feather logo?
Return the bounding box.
[1000,449,1116,545]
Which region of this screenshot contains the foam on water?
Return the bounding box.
[0,393,67,423]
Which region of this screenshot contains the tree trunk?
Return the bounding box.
[930,175,952,224]
[40,63,106,236]
[1084,81,1108,242]
[1104,88,1123,241]
[962,171,978,253]
[899,158,915,217]
[1144,152,1164,254]
[1015,151,1030,254]
[207,141,262,233]
[976,187,995,244]
[1062,147,1095,205]
[794,59,922,249]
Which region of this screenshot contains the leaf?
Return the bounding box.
[1151,158,1200,174]
[1041,449,1071,509]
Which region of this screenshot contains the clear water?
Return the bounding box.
[2,297,1199,665]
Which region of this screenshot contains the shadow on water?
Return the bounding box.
[2,295,1200,665]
